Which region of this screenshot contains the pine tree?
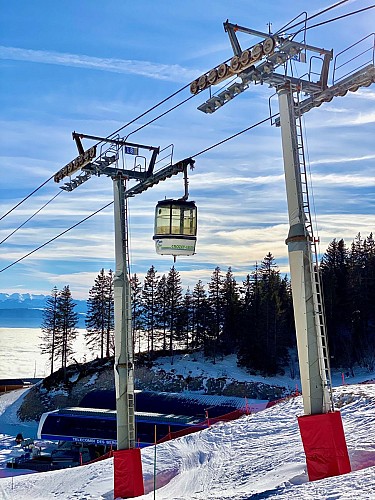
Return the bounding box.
[258,253,286,374]
[165,266,182,359]
[277,274,295,359]
[241,274,252,312]
[237,263,263,371]
[221,267,241,354]
[321,238,351,368]
[349,234,366,316]
[142,266,159,355]
[130,273,143,355]
[238,255,293,375]
[40,286,59,375]
[348,233,374,369]
[364,233,375,366]
[207,266,224,362]
[106,270,115,356]
[191,280,210,350]
[55,285,78,371]
[85,269,114,358]
[319,233,375,371]
[156,274,168,351]
[177,287,193,350]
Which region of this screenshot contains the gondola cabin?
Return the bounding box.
[153,199,197,258]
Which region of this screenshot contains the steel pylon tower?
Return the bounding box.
[113,175,135,450]
[193,21,374,417]
[193,19,374,481]
[278,86,333,415]
[53,131,194,497]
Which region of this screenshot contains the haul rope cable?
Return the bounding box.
[0,85,191,223]
[0,201,114,273]
[289,4,375,40]
[0,191,63,245]
[274,0,351,35]
[0,2,371,253]
[0,0,359,223]
[0,93,196,247]
[0,113,279,273]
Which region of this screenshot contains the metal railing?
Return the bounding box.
[333,33,375,85]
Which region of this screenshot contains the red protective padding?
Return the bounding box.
[298,411,351,481]
[113,448,144,499]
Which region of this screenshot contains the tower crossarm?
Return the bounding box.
[274,63,375,126]
[192,19,333,101]
[124,158,195,198]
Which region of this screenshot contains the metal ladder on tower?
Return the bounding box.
[294,90,334,411]
[121,164,136,448]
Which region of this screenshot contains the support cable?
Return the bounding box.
[1,2,368,225]
[275,0,350,35]
[0,201,113,273]
[124,93,196,141]
[293,4,375,37]
[0,114,279,272]
[0,191,63,245]
[0,175,55,222]
[101,84,191,145]
[191,113,279,158]
[0,84,192,224]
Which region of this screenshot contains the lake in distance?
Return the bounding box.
[0,328,90,379]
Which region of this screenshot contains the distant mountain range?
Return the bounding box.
[0,293,87,328]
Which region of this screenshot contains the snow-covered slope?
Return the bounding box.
[0,384,374,499]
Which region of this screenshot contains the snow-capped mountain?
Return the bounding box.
[0,293,48,309]
[0,293,87,328]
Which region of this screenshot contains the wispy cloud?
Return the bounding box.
[309,154,375,166]
[313,172,375,187]
[0,46,200,83]
[353,89,375,100]
[307,109,375,128]
[349,112,375,126]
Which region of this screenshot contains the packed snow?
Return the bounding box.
[0,381,374,499]
[152,351,375,389]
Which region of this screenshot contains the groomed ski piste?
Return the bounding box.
[0,361,374,499]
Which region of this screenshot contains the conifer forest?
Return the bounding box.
[41,232,375,376]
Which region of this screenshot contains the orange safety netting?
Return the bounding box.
[84,448,114,465]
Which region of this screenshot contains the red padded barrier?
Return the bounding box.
[113,448,144,498]
[298,411,351,481]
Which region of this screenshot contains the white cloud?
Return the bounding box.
[190,172,285,188]
[309,154,375,167]
[0,46,201,83]
[344,111,375,126]
[313,172,375,187]
[1,4,374,298]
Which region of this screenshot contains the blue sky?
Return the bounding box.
[0,0,374,299]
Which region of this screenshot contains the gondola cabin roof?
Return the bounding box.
[155,199,196,207]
